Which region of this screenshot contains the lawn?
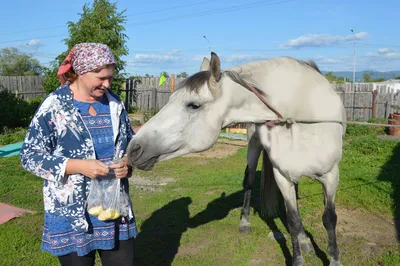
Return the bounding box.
[0,124,399,265]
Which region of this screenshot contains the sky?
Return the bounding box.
[0,0,399,77]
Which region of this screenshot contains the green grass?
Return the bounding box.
[0,124,399,265]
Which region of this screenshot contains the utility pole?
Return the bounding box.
[203,36,212,51]
[351,29,357,89]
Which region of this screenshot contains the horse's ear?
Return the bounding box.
[200,57,210,71]
[210,52,221,83]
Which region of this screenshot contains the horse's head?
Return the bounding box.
[127,52,230,170]
[127,52,270,170]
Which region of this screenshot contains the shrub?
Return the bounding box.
[0,89,43,133]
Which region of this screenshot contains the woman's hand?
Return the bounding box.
[109,157,131,179]
[66,159,109,179]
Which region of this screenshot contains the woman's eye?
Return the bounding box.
[186,102,201,110]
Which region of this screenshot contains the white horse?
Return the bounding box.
[127,52,346,266]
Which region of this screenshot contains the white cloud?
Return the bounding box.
[377,48,395,54]
[281,32,368,48]
[193,53,270,66]
[312,55,341,64]
[130,51,184,65]
[366,48,400,60]
[27,39,41,48]
[222,54,269,63]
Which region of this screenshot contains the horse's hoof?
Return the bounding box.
[239,226,252,234]
[329,259,343,266]
[300,239,314,253]
[292,256,304,266]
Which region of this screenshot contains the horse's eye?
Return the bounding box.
[186,102,201,110]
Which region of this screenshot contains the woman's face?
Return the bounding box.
[79,66,115,100]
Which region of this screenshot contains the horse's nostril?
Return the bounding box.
[131,143,141,152]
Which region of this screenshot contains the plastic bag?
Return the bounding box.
[87,159,129,221]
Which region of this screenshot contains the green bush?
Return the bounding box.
[0,89,42,134]
[0,127,27,145]
[42,65,61,94]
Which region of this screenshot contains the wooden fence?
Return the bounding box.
[125,77,185,112]
[1,75,400,121]
[331,83,400,120]
[130,79,400,121]
[0,76,45,100]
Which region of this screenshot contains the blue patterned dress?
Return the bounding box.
[20,85,138,256]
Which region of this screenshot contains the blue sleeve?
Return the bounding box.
[20,102,69,184]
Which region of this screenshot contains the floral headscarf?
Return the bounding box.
[57,43,116,85]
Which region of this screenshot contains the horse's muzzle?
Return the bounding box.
[127,143,159,171]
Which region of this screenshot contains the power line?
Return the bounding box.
[0,34,65,44]
[125,0,220,16]
[0,0,222,36]
[358,43,400,48]
[0,0,293,46]
[127,0,295,27]
[0,26,66,36]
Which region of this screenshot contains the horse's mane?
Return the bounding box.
[175,71,211,93]
[223,70,267,97]
[300,59,322,74]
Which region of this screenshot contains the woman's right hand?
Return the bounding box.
[66,159,109,179]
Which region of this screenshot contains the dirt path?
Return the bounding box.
[183,139,248,159]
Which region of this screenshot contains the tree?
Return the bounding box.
[395,76,400,80]
[49,0,128,94]
[0,47,43,76]
[128,75,142,80]
[371,78,385,82]
[363,73,371,82]
[324,72,337,83]
[160,71,169,78]
[42,62,61,94]
[177,72,188,78]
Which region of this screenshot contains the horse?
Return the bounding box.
[127,52,346,266]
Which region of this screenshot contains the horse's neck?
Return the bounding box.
[220,78,280,127]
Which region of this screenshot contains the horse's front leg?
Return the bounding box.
[272,169,310,266]
[239,135,262,234]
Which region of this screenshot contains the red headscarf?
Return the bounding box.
[57,43,116,85]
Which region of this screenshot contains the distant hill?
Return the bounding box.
[321,70,400,82]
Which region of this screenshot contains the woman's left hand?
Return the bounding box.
[109,157,132,179]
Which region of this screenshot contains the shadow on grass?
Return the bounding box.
[135,197,192,266]
[187,170,329,266]
[377,142,400,241]
[134,164,337,265]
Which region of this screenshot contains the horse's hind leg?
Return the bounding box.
[239,133,262,234]
[320,164,342,266]
[272,169,312,266]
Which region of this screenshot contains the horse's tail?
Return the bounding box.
[260,150,280,218]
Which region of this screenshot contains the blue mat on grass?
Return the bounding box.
[0,142,23,157]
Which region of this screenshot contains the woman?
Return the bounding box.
[20,43,137,266]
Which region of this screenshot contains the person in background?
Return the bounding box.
[20,42,137,266]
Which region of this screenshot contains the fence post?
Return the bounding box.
[151,87,157,111]
[124,79,130,111]
[371,90,377,118]
[171,74,175,93]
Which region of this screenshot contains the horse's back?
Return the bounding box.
[234,57,344,122]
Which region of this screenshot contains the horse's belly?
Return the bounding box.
[258,123,343,180]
